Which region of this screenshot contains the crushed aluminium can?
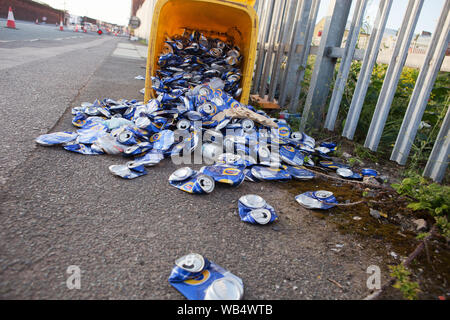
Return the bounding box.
[272,120,291,138]
[336,168,363,180]
[295,190,338,210]
[279,145,305,166]
[250,166,291,181]
[319,161,350,170]
[361,168,378,177]
[320,142,337,151]
[76,124,108,144]
[35,132,78,146]
[286,166,315,180]
[134,150,164,166]
[168,253,243,300]
[169,167,215,194]
[200,164,245,187]
[109,164,147,179]
[63,143,104,155]
[238,194,277,225]
[150,130,175,151]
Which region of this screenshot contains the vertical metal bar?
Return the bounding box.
[364,0,424,151]
[268,0,293,101]
[287,0,320,113]
[324,0,369,131]
[278,0,305,106]
[278,0,313,107]
[252,0,268,91]
[259,0,284,98]
[342,0,393,140]
[282,0,314,104]
[391,0,450,165]
[423,106,450,182]
[256,0,264,18]
[252,0,274,94]
[299,0,352,131]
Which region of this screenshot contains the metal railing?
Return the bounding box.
[252,0,450,182]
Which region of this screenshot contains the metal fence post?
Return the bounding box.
[299,0,352,131]
[278,0,309,107]
[259,0,284,98]
[252,0,274,94]
[287,0,320,113]
[391,0,450,166]
[423,106,450,183]
[364,0,425,151]
[268,0,296,102]
[324,0,369,131]
[342,0,393,140]
[279,0,317,107]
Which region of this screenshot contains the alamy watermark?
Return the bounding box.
[66,265,81,290]
[366,265,381,290]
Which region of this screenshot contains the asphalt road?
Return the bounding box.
[0,19,101,42]
[0,23,391,300]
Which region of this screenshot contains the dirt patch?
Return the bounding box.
[275,174,449,300]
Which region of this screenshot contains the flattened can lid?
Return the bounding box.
[135,116,151,129]
[258,145,271,159]
[291,132,303,141]
[250,208,272,225]
[295,193,321,209]
[314,190,334,199]
[211,96,224,107]
[336,168,353,178]
[205,276,244,300]
[177,119,191,130]
[241,119,254,132]
[198,102,215,115]
[109,164,132,178]
[239,194,266,209]
[169,167,194,182]
[196,174,215,193]
[198,85,213,96]
[175,253,205,273]
[117,130,134,144]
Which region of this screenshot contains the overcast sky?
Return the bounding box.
[36,0,132,25]
[37,0,445,33]
[317,0,445,34]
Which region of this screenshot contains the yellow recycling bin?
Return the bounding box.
[144,0,258,105]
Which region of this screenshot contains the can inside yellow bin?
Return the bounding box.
[144,0,258,105]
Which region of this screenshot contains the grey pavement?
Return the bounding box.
[0,34,119,186]
[0,27,391,299]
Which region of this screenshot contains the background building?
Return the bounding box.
[1,0,65,24]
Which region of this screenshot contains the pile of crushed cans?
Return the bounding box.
[35,30,381,300]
